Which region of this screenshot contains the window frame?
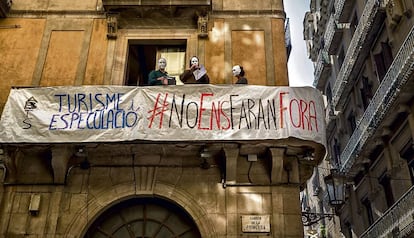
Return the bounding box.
[109,30,197,86]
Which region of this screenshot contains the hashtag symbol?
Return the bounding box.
[148,93,170,129]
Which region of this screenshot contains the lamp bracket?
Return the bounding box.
[301,211,334,226]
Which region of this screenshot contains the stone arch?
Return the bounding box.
[64,181,217,238]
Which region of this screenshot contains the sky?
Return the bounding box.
[284,0,314,87]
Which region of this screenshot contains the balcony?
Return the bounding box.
[101,0,212,28]
[331,0,387,111]
[335,0,355,23]
[102,0,212,15]
[0,0,11,18]
[339,24,414,172]
[360,185,414,238]
[102,0,211,8]
[326,16,347,55]
[324,102,337,134]
[313,49,331,89]
[0,86,327,186]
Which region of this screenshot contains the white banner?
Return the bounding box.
[0,85,326,147]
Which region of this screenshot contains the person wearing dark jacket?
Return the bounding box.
[180,56,210,84]
[232,65,248,84]
[148,58,175,85]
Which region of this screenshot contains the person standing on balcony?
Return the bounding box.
[180,56,210,84]
[232,65,248,84]
[148,58,175,85]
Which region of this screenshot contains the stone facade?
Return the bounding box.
[0,0,322,237]
[303,0,414,237]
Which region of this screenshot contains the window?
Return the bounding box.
[401,140,414,184]
[350,14,358,37]
[338,47,345,69]
[311,167,320,195]
[379,172,395,208]
[359,76,373,109]
[333,138,341,167]
[362,198,374,226]
[344,222,353,238]
[373,42,393,82]
[126,40,187,86]
[347,112,356,134]
[326,84,336,116]
[84,197,202,237]
[326,84,333,102]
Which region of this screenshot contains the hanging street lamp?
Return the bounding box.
[324,169,347,207]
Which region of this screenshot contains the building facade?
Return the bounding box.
[303,0,414,237]
[0,0,327,237]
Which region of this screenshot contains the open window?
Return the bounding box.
[125,39,187,86]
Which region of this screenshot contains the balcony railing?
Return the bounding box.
[333,0,346,21]
[102,0,211,6]
[102,0,212,15]
[339,24,414,172]
[361,185,414,238]
[313,49,331,88]
[324,15,336,54]
[335,0,355,23]
[331,0,383,110]
[313,16,333,88]
[313,15,351,89]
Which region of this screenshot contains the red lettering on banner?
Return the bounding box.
[220,101,231,130]
[288,97,318,132]
[308,101,318,132]
[289,99,302,128]
[198,93,213,130]
[280,92,319,132]
[146,91,319,132]
[210,101,219,129]
[147,93,169,129]
[279,92,289,128]
[210,101,231,130]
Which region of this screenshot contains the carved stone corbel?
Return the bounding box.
[51,145,73,184]
[1,147,22,182]
[223,144,239,185]
[106,12,119,39]
[269,147,286,184]
[197,15,209,38]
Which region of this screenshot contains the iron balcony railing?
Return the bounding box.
[334,0,346,20]
[313,48,331,88]
[102,0,211,6]
[339,23,414,172]
[313,0,368,88]
[313,16,334,88]
[313,15,350,88]
[335,0,357,23]
[331,0,384,110]
[361,185,414,238]
[324,15,336,54]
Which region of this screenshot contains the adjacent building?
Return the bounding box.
[303,0,414,237]
[0,0,327,237]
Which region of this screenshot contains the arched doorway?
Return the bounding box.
[84,197,202,238]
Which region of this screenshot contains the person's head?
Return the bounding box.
[232,65,245,77]
[158,58,167,70]
[190,56,199,67]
